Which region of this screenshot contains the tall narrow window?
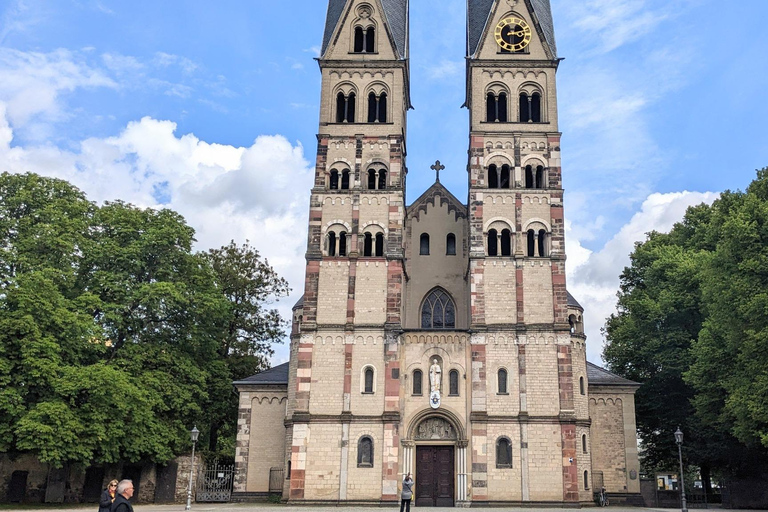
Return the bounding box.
[525,165,534,188]
[488,164,499,189]
[421,288,456,329]
[580,376,585,395]
[527,230,535,257]
[498,92,508,122]
[584,471,590,490]
[377,169,387,190]
[287,460,291,479]
[368,92,378,123]
[354,27,364,52]
[339,232,348,257]
[501,229,512,256]
[365,27,375,53]
[487,229,498,256]
[536,166,545,188]
[519,92,530,122]
[486,93,496,123]
[498,368,508,394]
[375,233,384,257]
[531,93,542,123]
[449,370,459,396]
[347,93,356,122]
[446,234,456,255]
[328,232,337,257]
[358,437,373,467]
[420,233,430,255]
[500,164,510,188]
[341,170,350,190]
[582,434,588,454]
[364,367,374,393]
[378,93,387,122]
[486,92,508,122]
[496,438,512,467]
[367,169,376,189]
[330,170,339,190]
[538,229,547,257]
[413,370,423,395]
[336,92,346,123]
[363,232,373,257]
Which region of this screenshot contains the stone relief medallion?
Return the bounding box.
[429,390,441,410]
[415,417,456,441]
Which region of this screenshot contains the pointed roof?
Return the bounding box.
[567,291,583,310]
[407,180,467,222]
[233,362,290,386]
[587,362,641,388]
[321,0,409,59]
[467,0,558,59]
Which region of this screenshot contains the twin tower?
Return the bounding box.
[233,0,642,506]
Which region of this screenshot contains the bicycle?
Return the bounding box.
[598,487,609,507]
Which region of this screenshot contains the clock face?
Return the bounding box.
[494,17,532,52]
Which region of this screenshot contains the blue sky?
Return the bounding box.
[1,0,767,365]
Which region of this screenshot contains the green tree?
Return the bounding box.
[200,241,290,451]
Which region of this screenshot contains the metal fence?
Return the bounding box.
[196,461,234,502]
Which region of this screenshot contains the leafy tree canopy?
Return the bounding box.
[0,172,289,466]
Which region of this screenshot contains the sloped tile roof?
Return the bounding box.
[567,291,583,310]
[467,0,557,58]
[234,362,289,386]
[587,362,641,387]
[321,0,408,59]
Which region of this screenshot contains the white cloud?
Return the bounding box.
[425,59,463,80]
[565,190,719,364]
[0,110,313,364]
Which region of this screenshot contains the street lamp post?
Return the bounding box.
[674,427,688,512]
[185,426,200,511]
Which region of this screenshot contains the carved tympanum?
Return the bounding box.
[415,417,456,441]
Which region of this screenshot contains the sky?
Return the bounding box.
[1,0,767,366]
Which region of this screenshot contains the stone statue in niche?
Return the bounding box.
[429,358,442,393]
[415,417,456,441]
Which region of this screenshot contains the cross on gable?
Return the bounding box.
[431,160,445,182]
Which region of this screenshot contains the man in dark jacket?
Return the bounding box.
[111,480,134,512]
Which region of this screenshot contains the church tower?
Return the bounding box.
[464,0,591,503]
[286,0,410,502]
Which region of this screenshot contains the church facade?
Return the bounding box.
[233,0,642,506]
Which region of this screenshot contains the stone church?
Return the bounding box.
[233,0,642,506]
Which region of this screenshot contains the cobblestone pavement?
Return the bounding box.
[5,505,760,512]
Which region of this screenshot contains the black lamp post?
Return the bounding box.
[185,426,200,511]
[674,427,688,512]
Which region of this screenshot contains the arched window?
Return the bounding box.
[580,376,585,395]
[378,169,387,189]
[498,368,508,394]
[535,165,545,188]
[449,370,459,396]
[488,164,499,189]
[358,436,373,467]
[379,93,387,123]
[339,232,348,256]
[520,92,542,123]
[531,93,542,123]
[420,233,430,255]
[527,229,535,257]
[496,437,512,468]
[446,234,456,255]
[375,233,384,257]
[328,231,337,256]
[336,92,355,123]
[519,92,530,123]
[486,92,508,122]
[367,169,376,189]
[421,288,456,329]
[341,170,350,190]
[367,92,387,123]
[525,165,534,188]
[413,370,423,395]
[500,164,510,188]
[538,229,547,257]
[501,229,512,256]
[363,232,373,257]
[582,434,588,454]
[354,27,364,53]
[363,366,374,393]
[330,169,339,190]
[365,27,375,53]
[584,470,590,490]
[487,229,498,256]
[287,460,291,479]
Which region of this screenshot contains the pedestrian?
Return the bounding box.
[99,480,118,512]
[400,472,414,512]
[110,480,135,512]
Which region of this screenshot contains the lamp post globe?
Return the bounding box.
[674,427,688,512]
[185,426,200,511]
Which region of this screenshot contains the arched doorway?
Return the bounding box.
[403,410,468,507]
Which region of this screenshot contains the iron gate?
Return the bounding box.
[196,461,234,502]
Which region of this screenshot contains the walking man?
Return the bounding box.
[110,480,134,512]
